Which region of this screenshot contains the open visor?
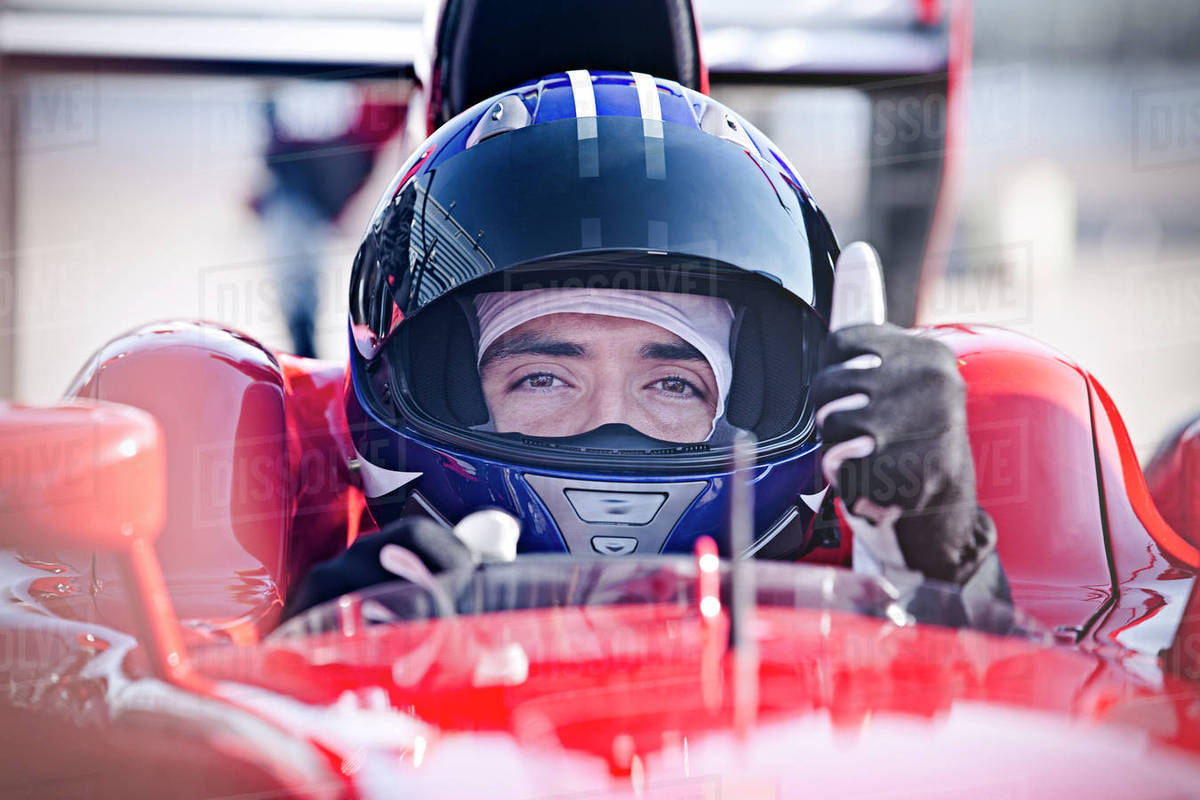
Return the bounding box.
[351,115,836,350]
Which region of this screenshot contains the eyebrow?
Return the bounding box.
[640,341,706,362]
[479,333,587,368]
[479,333,708,368]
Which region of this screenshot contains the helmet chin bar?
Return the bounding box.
[516,423,712,557]
[524,473,707,556]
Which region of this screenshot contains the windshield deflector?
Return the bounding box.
[273,557,1031,641]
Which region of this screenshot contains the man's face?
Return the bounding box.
[478,313,719,443]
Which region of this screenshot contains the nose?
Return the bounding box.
[575,380,636,434]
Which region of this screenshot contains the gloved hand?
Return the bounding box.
[811,323,997,587]
[283,516,474,620]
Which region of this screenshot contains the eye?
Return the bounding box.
[649,376,705,399]
[510,372,567,391]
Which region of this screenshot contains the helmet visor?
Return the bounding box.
[351,114,836,350]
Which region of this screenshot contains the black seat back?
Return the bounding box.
[430,0,705,129]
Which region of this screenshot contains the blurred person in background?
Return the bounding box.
[254,80,404,358]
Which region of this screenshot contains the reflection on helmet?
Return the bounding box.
[347,71,837,561]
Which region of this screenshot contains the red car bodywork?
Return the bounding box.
[1146,416,1200,558]
[3,320,1199,798]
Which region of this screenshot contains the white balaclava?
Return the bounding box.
[473,288,734,437]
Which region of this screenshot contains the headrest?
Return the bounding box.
[432,0,704,128]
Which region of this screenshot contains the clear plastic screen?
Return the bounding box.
[273,557,1034,641]
[366,115,835,320]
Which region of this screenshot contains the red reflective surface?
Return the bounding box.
[3,320,1199,797]
[0,402,164,550]
[195,602,1200,798]
[1146,415,1200,551]
[63,321,362,642]
[1088,377,1197,665]
[932,325,1118,634]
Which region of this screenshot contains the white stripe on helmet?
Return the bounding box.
[631,72,665,179]
[567,69,599,177]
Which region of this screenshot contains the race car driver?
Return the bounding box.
[285,71,1008,617]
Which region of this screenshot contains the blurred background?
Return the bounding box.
[1,0,1199,456]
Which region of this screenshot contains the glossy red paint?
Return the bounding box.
[0,402,193,684]
[1146,415,1200,677]
[934,325,1200,680]
[1090,378,1198,568]
[0,402,164,550]
[932,325,1117,634]
[278,352,371,568]
[56,318,1194,671]
[1146,416,1200,551]
[5,316,1198,796]
[197,601,1200,797]
[1086,377,1197,683]
[64,322,361,642]
[192,315,1200,793]
[67,322,288,630]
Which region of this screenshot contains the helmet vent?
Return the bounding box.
[698,102,758,152]
[465,94,532,148]
[648,444,711,455]
[518,437,710,456]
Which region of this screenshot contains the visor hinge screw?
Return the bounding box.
[491,103,504,121]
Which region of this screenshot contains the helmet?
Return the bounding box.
[346,70,837,558]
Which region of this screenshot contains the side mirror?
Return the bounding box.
[0,402,189,684]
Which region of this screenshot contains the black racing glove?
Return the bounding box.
[812,323,1004,591]
[283,516,474,621]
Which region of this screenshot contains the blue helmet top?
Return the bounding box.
[347,70,837,559]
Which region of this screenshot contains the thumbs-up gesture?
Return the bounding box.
[813,243,1002,589]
